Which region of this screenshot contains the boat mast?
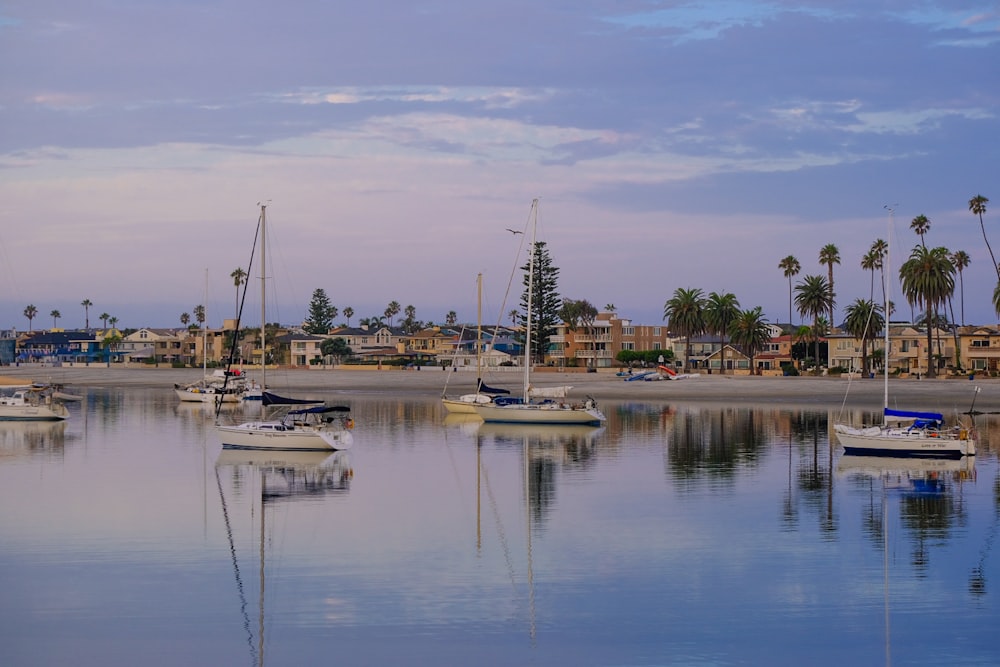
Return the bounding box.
[524,199,538,401]
[881,205,895,423]
[476,272,483,386]
[260,204,267,392]
[203,267,208,377]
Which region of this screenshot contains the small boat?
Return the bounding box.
[175,372,247,404]
[471,199,605,427]
[0,385,70,421]
[834,407,976,459]
[442,273,511,414]
[832,210,976,459]
[217,404,354,451]
[215,204,355,451]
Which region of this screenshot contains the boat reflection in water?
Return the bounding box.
[836,453,977,667]
[214,448,353,667]
[0,420,69,461]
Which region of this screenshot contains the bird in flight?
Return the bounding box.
[506,228,523,235]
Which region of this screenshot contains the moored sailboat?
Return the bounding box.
[215,204,354,451]
[471,199,605,427]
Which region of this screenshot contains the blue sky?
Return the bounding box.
[1,1,997,331]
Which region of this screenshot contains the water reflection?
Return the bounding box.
[0,420,69,460]
[214,448,353,667]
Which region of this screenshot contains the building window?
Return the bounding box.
[653,342,661,350]
[623,327,635,336]
[971,340,989,348]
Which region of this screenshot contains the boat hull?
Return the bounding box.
[0,405,68,421]
[834,424,975,458]
[471,402,605,426]
[176,388,242,404]
[217,423,353,451]
[442,394,493,414]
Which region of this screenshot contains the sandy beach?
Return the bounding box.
[0,365,995,412]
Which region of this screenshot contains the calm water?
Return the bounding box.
[1,389,998,667]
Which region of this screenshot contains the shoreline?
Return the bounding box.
[0,365,996,412]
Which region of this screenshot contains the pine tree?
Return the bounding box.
[518,241,561,364]
[304,288,335,334]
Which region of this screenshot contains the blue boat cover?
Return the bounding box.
[884,407,944,422]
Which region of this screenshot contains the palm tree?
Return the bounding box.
[604,303,616,314]
[99,312,110,330]
[994,282,1000,319]
[704,291,740,374]
[861,249,880,303]
[728,307,770,375]
[842,298,884,377]
[509,309,519,326]
[180,313,190,327]
[778,255,800,326]
[108,316,118,331]
[446,310,458,325]
[50,310,61,328]
[794,274,833,375]
[899,246,955,379]
[343,306,354,327]
[193,305,206,329]
[23,304,37,332]
[385,301,401,327]
[870,238,888,305]
[910,214,931,247]
[818,244,840,330]
[969,195,998,280]
[81,299,93,330]
[663,287,705,373]
[950,250,971,325]
[230,267,247,315]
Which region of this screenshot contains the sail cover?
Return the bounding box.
[262,391,324,406]
[477,379,510,396]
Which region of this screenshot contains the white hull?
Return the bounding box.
[0,403,68,421]
[833,423,975,458]
[176,388,243,403]
[472,401,605,426]
[217,422,354,451]
[441,394,493,414]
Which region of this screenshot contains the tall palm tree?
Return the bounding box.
[343,306,354,327]
[910,214,931,247]
[728,307,770,375]
[81,299,93,330]
[230,267,247,315]
[969,195,998,280]
[794,274,833,375]
[385,301,401,327]
[23,304,37,332]
[869,238,888,306]
[99,312,110,329]
[861,249,880,303]
[950,250,971,325]
[50,310,61,328]
[899,246,955,379]
[663,288,706,373]
[704,291,740,374]
[818,244,840,330]
[778,255,800,327]
[994,282,1000,319]
[842,298,884,377]
[180,312,191,327]
[108,316,118,331]
[446,310,458,325]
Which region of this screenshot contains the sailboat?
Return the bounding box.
[471,199,605,426]
[442,272,510,414]
[833,207,976,459]
[215,204,355,451]
[175,270,247,404]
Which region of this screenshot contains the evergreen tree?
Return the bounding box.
[304,288,335,334]
[518,240,561,364]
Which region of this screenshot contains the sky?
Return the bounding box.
[1,1,998,332]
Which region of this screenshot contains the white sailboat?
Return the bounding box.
[442,272,511,414]
[471,199,605,426]
[833,207,976,458]
[216,204,354,451]
[175,270,246,404]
